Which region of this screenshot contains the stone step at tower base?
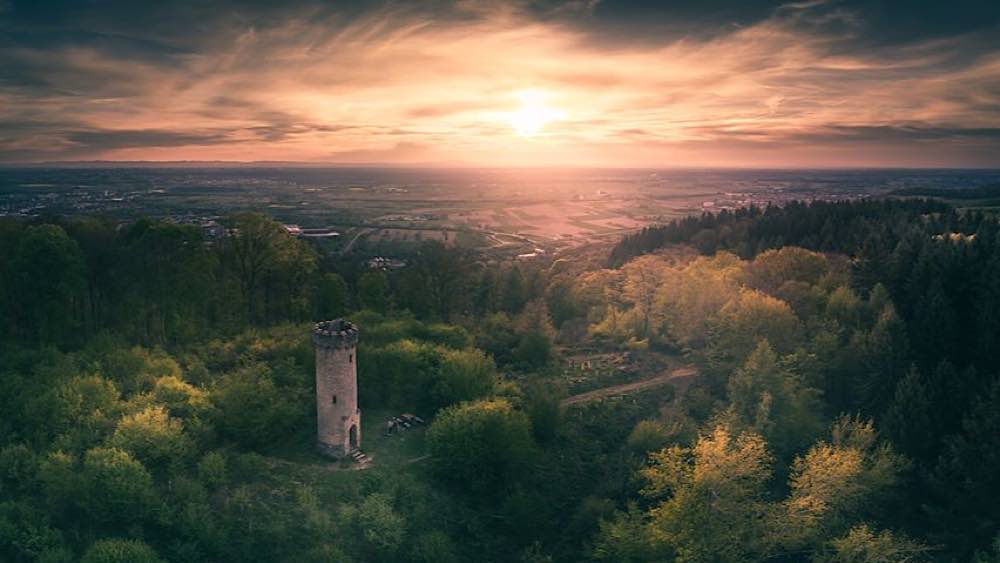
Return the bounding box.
[349,448,371,467]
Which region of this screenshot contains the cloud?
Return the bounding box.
[64,129,234,149]
[0,0,998,165]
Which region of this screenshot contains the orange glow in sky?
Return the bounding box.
[2,2,999,167]
[506,91,566,137]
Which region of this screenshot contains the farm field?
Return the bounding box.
[6,166,999,259]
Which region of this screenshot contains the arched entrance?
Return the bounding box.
[349,424,358,449]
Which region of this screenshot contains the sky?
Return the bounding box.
[1,0,999,168]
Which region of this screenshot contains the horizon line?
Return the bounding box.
[3,160,1000,172]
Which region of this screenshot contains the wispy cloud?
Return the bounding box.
[0,0,998,166]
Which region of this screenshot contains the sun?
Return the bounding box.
[506,90,565,136]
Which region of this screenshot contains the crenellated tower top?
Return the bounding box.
[312,319,359,349]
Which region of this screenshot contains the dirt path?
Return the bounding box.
[561,366,697,407]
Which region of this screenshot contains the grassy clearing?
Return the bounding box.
[262,407,429,468]
[258,408,431,508]
[359,407,429,466]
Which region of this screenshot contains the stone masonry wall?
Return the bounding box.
[313,320,361,458]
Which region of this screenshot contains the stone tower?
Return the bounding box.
[313,319,361,458]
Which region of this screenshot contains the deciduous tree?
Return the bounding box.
[427,399,537,496]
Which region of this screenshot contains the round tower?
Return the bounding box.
[313,319,361,459]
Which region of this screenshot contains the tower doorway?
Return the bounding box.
[349,424,358,449]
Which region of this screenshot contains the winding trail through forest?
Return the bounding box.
[560,366,698,407]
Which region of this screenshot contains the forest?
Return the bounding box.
[1,199,999,562]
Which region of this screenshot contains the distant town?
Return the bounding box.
[4,167,996,263]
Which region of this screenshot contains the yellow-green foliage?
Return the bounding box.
[621,255,672,338]
[92,346,182,394]
[747,247,829,293]
[574,269,624,324]
[151,375,211,420]
[577,248,835,356]
[642,426,774,562]
[49,375,122,453]
[198,324,312,373]
[586,253,745,346]
[433,348,498,407]
[826,286,864,329]
[713,289,802,361]
[603,418,915,562]
[359,315,472,349]
[656,252,745,347]
[815,525,928,563]
[786,418,908,542]
[108,406,192,468]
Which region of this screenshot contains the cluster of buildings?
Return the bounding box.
[0,188,138,217]
[283,224,341,239]
[379,213,441,222]
[366,256,407,270]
